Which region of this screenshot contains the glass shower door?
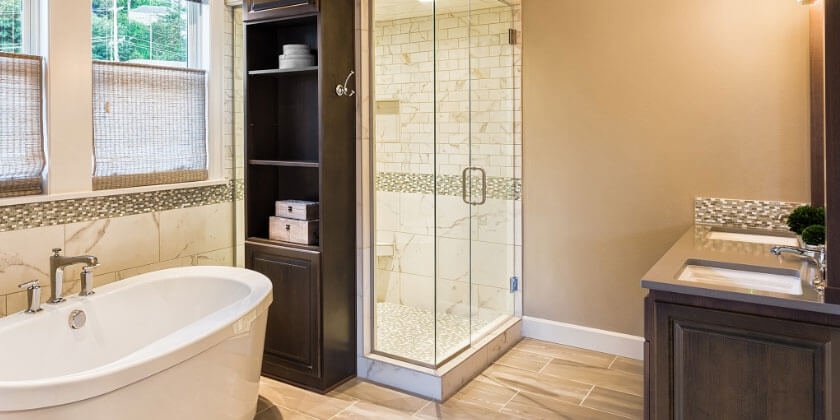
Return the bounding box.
[468,1,518,344]
[371,0,438,366]
[434,0,473,365]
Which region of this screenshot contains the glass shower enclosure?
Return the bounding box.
[371,0,521,367]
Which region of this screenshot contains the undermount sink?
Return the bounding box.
[707,227,800,247]
[677,260,803,295]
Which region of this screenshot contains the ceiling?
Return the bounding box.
[374,0,516,21]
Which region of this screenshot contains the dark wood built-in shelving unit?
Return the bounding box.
[242,0,356,393]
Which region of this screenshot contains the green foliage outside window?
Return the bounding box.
[92,0,190,65]
[0,0,21,53]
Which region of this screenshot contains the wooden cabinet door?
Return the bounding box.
[247,243,322,385]
[652,302,839,420]
[243,0,318,22]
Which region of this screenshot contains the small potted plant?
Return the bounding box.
[787,205,826,248]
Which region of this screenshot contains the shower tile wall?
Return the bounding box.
[374,5,522,322]
[0,6,242,318]
[232,5,246,266]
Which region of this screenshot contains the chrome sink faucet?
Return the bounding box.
[49,248,98,304]
[770,245,826,288]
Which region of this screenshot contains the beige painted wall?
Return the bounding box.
[522,0,812,336]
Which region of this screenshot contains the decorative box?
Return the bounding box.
[269,216,319,245]
[275,200,319,221]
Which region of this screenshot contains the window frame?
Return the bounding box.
[21,0,38,54]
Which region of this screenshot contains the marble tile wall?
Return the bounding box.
[0,200,235,317]
[374,6,521,178]
[0,5,241,317]
[375,191,518,320]
[232,6,246,266]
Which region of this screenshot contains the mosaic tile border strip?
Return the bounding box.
[694,197,808,230]
[376,171,521,200]
[0,182,235,232]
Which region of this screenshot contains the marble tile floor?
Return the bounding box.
[255,338,643,420]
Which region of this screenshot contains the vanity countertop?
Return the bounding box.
[641,225,840,315]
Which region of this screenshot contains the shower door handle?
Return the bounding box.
[475,167,487,205]
[461,167,487,205]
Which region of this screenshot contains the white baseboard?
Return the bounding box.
[522,316,644,360]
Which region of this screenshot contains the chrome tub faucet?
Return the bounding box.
[49,248,99,304]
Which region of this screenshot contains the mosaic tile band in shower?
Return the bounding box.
[0,182,235,232]
[376,172,521,201]
[694,197,808,231]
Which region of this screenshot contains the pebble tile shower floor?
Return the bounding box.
[255,339,644,419]
[374,302,492,365]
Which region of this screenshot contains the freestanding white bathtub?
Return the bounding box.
[0,266,272,420]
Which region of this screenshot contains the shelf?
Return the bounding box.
[247,237,320,253]
[249,159,320,168]
[248,66,318,76]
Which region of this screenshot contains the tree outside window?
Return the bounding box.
[92,0,201,68]
[0,0,22,54]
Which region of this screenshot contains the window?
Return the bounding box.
[91,0,208,190]
[0,0,43,198]
[0,0,36,54]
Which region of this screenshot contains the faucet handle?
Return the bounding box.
[18,280,42,313]
[18,280,40,290]
[80,266,96,296]
[51,248,62,256]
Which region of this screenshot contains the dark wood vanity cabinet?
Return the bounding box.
[646,291,840,419]
[243,0,356,392]
[243,0,318,22]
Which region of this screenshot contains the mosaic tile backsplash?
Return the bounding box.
[376,171,521,201]
[0,182,234,233]
[694,197,808,230]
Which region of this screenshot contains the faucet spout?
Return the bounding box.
[48,248,99,304]
[770,245,826,289]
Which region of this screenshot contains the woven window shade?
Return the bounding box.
[0,53,45,198]
[92,61,208,190]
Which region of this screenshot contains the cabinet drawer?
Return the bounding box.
[244,0,318,21]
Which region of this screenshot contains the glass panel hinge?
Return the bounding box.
[508,29,518,45]
[510,276,519,293]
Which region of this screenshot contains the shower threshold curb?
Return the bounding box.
[356,318,522,401]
